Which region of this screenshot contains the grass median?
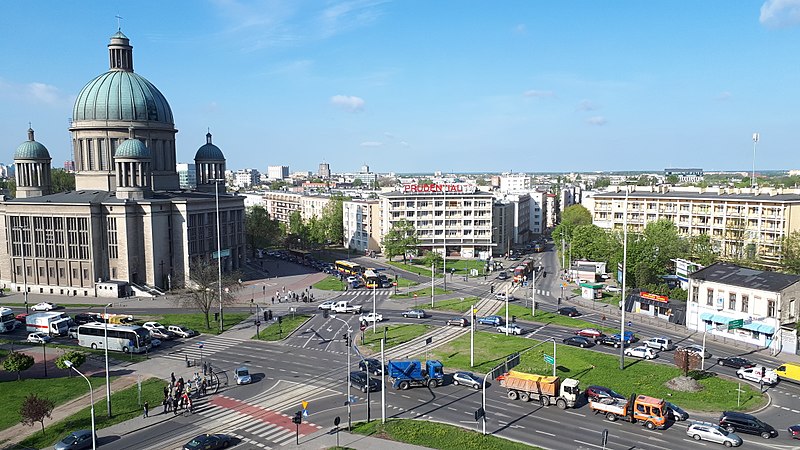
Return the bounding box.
[351,419,543,450]
[17,377,164,449]
[390,287,451,300]
[152,312,250,336]
[358,324,433,354]
[314,276,347,291]
[429,331,764,412]
[430,297,481,313]
[503,304,618,334]
[254,314,310,341]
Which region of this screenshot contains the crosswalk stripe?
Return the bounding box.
[245,380,342,412]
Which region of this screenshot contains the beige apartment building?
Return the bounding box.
[591,186,800,267]
[262,191,331,225]
[343,199,382,253]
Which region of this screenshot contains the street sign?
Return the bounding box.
[474,407,485,421]
[544,354,555,365]
[302,401,308,410]
[360,323,366,332]
[522,281,528,287]
[212,249,231,259]
[728,319,744,330]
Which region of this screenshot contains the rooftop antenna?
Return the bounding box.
[115,14,123,31]
[752,132,759,189]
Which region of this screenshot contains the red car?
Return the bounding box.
[575,328,604,338]
[15,313,28,323]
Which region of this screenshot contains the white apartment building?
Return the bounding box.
[301,195,331,221]
[545,193,557,228]
[242,192,266,209]
[263,191,302,224]
[591,186,800,267]
[528,191,546,235]
[498,173,531,193]
[343,199,381,252]
[379,183,493,259]
[176,163,196,190]
[687,262,799,354]
[267,165,289,180]
[492,193,531,244]
[233,168,260,189]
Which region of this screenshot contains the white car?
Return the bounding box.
[318,300,335,310]
[27,332,51,344]
[31,302,56,312]
[494,292,513,300]
[737,366,778,386]
[235,366,252,385]
[604,285,621,293]
[142,321,167,332]
[167,325,197,338]
[684,344,712,359]
[687,422,742,447]
[497,324,523,335]
[624,346,657,360]
[359,312,383,323]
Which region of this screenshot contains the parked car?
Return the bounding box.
[497,324,523,335]
[68,326,79,339]
[167,325,197,338]
[452,371,482,390]
[644,337,674,351]
[789,424,800,439]
[719,411,778,439]
[31,302,56,312]
[446,318,469,327]
[666,401,689,421]
[26,332,51,344]
[54,429,96,450]
[15,313,28,323]
[358,358,383,376]
[557,307,579,317]
[684,344,712,359]
[613,331,635,343]
[687,422,742,447]
[235,367,252,385]
[359,312,384,323]
[401,309,426,319]
[585,385,625,403]
[349,371,381,393]
[575,328,604,338]
[477,315,503,326]
[625,346,657,359]
[149,328,176,341]
[318,300,335,310]
[183,433,232,450]
[73,313,101,325]
[604,285,621,293]
[563,336,594,348]
[736,366,778,386]
[596,335,626,348]
[717,356,755,369]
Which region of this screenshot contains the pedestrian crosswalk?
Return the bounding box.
[160,335,244,363]
[339,290,393,299]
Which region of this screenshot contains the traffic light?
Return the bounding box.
[490,284,495,293]
[292,411,302,425]
[512,315,517,323]
[277,316,282,324]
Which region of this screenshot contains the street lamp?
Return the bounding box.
[329,314,353,430]
[64,360,96,450]
[103,302,112,417]
[752,132,759,189]
[619,188,630,371]
[213,178,224,333]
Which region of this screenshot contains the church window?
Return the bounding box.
[107,218,118,259]
[87,140,94,170]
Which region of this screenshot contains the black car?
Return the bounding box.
[585,385,625,403]
[358,358,383,376]
[497,271,509,280]
[73,313,102,325]
[557,307,580,317]
[596,335,626,348]
[446,318,469,327]
[717,356,755,369]
[349,371,381,393]
[562,336,594,348]
[789,424,800,440]
[54,430,95,450]
[183,433,232,450]
[719,411,778,439]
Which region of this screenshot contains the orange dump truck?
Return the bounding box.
[498,370,580,409]
[589,393,667,430]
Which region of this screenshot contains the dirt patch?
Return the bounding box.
[665,375,704,392]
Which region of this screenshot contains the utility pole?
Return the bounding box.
[620,188,629,370]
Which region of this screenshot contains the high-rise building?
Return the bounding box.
[176,163,196,189]
[318,163,331,179]
[267,165,289,180]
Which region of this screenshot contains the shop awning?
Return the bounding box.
[700,312,713,321]
[742,322,775,335]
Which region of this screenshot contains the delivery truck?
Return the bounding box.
[775,362,800,384]
[499,370,580,409]
[386,359,444,390]
[589,393,667,430]
[26,312,71,336]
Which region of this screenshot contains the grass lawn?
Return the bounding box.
[351,419,543,450]
[255,314,310,341]
[314,276,346,291]
[0,374,107,432]
[152,312,250,336]
[359,324,433,354]
[18,377,164,449]
[395,277,418,288]
[503,304,619,334]
[385,261,443,278]
[431,297,481,313]
[445,259,487,276]
[430,332,764,412]
[390,287,451,299]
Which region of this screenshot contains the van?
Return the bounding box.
[774,362,800,383]
[644,337,675,351]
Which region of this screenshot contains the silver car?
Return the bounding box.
[687,422,742,447]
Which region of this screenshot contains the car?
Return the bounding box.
[402,309,426,319]
[666,401,689,421]
[686,422,742,447]
[26,332,51,344]
[612,331,635,343]
[358,358,383,376]
[142,321,167,331]
[605,285,621,293]
[452,371,483,389]
[477,315,503,326]
[349,371,381,393]
[575,328,604,338]
[346,276,359,284]
[359,312,383,323]
[625,346,657,359]
[150,338,162,348]
[167,325,197,338]
[446,317,469,327]
[736,366,778,386]
[494,292,512,300]
[644,337,674,351]
[31,302,56,312]
[15,313,28,323]
[684,344,712,359]
[596,335,626,348]
[717,356,755,369]
[719,411,778,439]
[789,424,800,439]
[497,271,509,280]
[563,336,595,348]
[73,313,101,325]
[318,300,335,310]
[585,385,625,403]
[149,328,176,340]
[54,429,96,450]
[557,307,579,317]
[183,433,232,450]
[497,324,523,335]
[235,367,252,385]
[68,326,79,339]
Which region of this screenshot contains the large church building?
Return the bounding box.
[0,31,245,298]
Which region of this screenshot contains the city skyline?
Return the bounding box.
[1,1,799,173]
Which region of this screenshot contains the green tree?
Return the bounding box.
[552,204,592,251]
[320,196,344,245]
[20,394,55,434]
[54,350,87,374]
[593,177,611,189]
[352,178,363,187]
[3,351,34,380]
[269,180,287,190]
[246,206,281,254]
[689,234,717,267]
[419,250,443,270]
[50,169,75,193]
[180,259,242,329]
[666,174,679,184]
[782,231,800,274]
[570,224,616,264]
[0,178,16,198]
[382,220,418,262]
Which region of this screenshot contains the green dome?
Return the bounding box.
[195,132,225,161]
[115,138,150,159]
[14,128,51,160]
[73,70,174,124]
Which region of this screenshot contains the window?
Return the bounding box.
[790,299,796,319]
[767,300,776,318]
[741,295,749,313]
[107,218,118,259]
[691,287,699,303]
[728,293,736,311]
[706,288,714,306]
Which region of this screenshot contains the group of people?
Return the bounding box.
[271,286,315,304]
[160,371,209,415]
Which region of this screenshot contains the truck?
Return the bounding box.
[331,300,362,314]
[499,370,580,409]
[775,362,800,384]
[0,307,17,333]
[386,359,444,390]
[26,312,71,336]
[589,393,667,430]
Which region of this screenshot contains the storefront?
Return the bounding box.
[632,291,686,325]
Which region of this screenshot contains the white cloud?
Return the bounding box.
[715,91,732,101]
[577,99,598,111]
[360,141,382,147]
[760,0,800,27]
[399,141,409,147]
[587,116,607,126]
[383,131,395,139]
[523,89,555,98]
[0,78,69,106]
[331,94,365,112]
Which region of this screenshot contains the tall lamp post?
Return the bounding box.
[619,189,629,371]
[214,178,224,333]
[12,226,30,314]
[103,302,112,417]
[65,360,95,450]
[329,314,353,430]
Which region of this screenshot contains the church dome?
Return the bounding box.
[115,138,150,159]
[14,128,51,160]
[195,132,225,161]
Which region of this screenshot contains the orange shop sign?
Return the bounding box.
[640,292,669,303]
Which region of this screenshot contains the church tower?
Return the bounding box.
[14,127,52,198]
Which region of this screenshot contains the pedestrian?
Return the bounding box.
[143,401,149,418]
[162,396,168,414]
[201,379,207,396]
[163,385,169,398]
[172,396,179,415]
[271,297,274,305]
[171,372,176,384]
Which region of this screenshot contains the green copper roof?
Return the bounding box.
[195,132,225,161]
[14,128,51,160]
[73,70,174,124]
[111,30,128,40]
[115,138,150,159]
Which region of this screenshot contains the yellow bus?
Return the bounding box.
[363,269,381,289]
[335,260,364,276]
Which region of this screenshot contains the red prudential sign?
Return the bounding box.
[401,183,477,194]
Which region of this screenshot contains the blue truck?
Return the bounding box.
[387,359,444,390]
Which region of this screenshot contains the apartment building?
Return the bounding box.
[263,191,302,224]
[591,186,800,267]
[498,173,531,193]
[343,199,381,253]
[492,193,531,245]
[267,165,289,180]
[492,201,514,257]
[233,168,260,189]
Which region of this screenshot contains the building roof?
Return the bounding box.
[115,138,150,159]
[14,129,51,160]
[195,132,225,161]
[689,262,800,292]
[593,189,800,203]
[73,70,174,124]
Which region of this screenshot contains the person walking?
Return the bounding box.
[162,396,169,414]
[172,396,179,415]
[143,401,149,418]
[171,372,176,384]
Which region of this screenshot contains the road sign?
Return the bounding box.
[522,281,528,286]
[212,248,231,259]
[728,319,744,330]
[544,354,555,365]
[302,401,308,410]
[302,409,308,417]
[360,323,366,332]
[474,407,485,421]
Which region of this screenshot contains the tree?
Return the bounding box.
[570,224,616,264]
[3,351,34,380]
[352,178,363,187]
[666,174,679,185]
[782,231,800,274]
[593,177,611,189]
[673,348,701,377]
[20,394,55,434]
[381,220,418,262]
[54,351,87,374]
[245,206,281,254]
[0,178,16,198]
[50,169,76,193]
[419,250,443,270]
[689,234,717,267]
[180,259,243,329]
[552,204,592,251]
[320,196,344,245]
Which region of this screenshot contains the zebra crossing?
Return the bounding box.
[160,335,244,362]
[338,290,393,299]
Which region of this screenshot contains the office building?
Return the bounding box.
[318,163,331,179]
[176,163,196,190]
[267,165,289,180]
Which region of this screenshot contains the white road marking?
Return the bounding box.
[535,430,556,436]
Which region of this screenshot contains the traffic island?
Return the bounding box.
[254,314,311,341]
[357,324,433,355]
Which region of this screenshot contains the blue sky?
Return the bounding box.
[1,1,799,174]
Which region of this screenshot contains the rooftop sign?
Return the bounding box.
[401,183,477,194]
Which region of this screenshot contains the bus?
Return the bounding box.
[335,260,364,277]
[363,269,381,289]
[289,248,311,263]
[513,259,535,283]
[77,322,151,353]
